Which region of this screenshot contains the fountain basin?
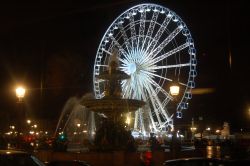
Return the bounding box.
[81,97,145,116]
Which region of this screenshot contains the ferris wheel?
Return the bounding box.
[93,3,197,133]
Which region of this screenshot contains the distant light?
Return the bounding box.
[167,134,173,138]
[190,127,197,132]
[146,7,151,12]
[206,127,211,131]
[77,123,81,127]
[160,10,165,14]
[153,8,158,12]
[10,125,15,129]
[125,116,131,125]
[27,120,31,124]
[167,13,172,17]
[173,17,179,22]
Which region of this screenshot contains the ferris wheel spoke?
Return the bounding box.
[162,97,171,109]
[96,79,106,84]
[96,64,109,68]
[149,109,158,132]
[138,10,146,49]
[146,14,172,53]
[179,82,187,86]
[147,84,171,126]
[109,35,128,55]
[128,12,137,48]
[144,83,163,126]
[101,48,112,55]
[145,75,174,102]
[134,73,148,101]
[142,73,173,101]
[149,25,184,58]
[119,58,130,66]
[136,74,149,100]
[148,63,191,70]
[122,80,133,99]
[118,23,132,52]
[150,42,190,66]
[141,70,172,82]
[138,52,154,66]
[146,83,172,129]
[142,10,159,50]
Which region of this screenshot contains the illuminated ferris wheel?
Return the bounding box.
[93,3,197,133]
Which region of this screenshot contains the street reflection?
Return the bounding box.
[206,145,221,158]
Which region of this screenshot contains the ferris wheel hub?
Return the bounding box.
[127,63,137,74]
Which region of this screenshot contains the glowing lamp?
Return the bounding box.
[170,85,180,96]
[190,127,197,132]
[27,120,31,124]
[16,87,26,100]
[125,117,131,125]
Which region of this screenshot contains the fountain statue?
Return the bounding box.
[81,49,145,151]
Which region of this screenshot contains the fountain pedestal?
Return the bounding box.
[81,50,144,151]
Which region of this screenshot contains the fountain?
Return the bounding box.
[81,49,145,150]
[54,95,96,152]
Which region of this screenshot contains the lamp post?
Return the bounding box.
[190,118,197,143]
[15,86,26,134]
[169,82,180,131]
[169,83,181,158]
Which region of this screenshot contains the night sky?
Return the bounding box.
[0,0,249,131]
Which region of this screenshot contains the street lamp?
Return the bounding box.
[169,82,180,129]
[27,119,31,125]
[16,86,26,102]
[15,86,26,134]
[169,82,181,158]
[170,84,180,96]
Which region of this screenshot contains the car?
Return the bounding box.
[46,160,91,166]
[163,157,250,166]
[164,157,227,166]
[0,150,45,166]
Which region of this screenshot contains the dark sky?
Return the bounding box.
[0,0,249,131]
